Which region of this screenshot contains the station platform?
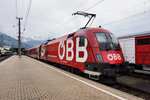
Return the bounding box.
[0,55,141,100]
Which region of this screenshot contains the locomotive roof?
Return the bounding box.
[75,27,112,35]
[27,27,113,50]
[117,31,150,39]
[45,27,111,45]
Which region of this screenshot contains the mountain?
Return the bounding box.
[22,37,46,48]
[0,32,45,49]
[0,32,18,48]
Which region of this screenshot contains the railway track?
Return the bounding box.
[0,55,11,62]
[110,83,150,100]
[128,71,150,81]
[115,73,150,100]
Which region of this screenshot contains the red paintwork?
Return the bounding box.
[101,51,123,64]
[135,35,150,65]
[27,46,39,58]
[27,28,124,72]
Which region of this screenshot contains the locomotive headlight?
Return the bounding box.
[96,54,103,62]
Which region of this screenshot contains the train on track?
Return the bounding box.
[118,32,150,71]
[0,49,12,56]
[26,11,134,83]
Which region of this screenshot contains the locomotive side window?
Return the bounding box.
[137,38,150,45]
[79,37,85,46]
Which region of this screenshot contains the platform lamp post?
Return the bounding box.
[16,17,23,58]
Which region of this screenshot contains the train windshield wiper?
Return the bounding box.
[105,33,120,51]
[104,34,111,51]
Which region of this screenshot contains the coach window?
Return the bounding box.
[137,38,150,45]
[79,37,85,46]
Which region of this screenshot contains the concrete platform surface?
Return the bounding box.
[0,56,141,100]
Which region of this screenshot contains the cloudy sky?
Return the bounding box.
[0,0,150,40]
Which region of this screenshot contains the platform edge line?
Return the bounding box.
[30,58,127,100]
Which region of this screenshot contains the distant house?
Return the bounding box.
[0,47,4,55]
[0,47,4,50]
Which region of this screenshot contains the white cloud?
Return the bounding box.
[0,0,150,40]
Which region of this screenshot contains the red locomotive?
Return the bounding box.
[26,12,134,83]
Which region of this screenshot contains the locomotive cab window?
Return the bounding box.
[137,38,150,45]
[79,37,85,46]
[94,32,120,51]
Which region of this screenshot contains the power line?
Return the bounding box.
[111,12,150,27]
[21,0,24,19]
[105,0,150,19]
[50,16,77,34]
[49,0,88,34]
[102,9,150,26]
[101,0,150,26]
[113,21,150,32]
[15,0,18,18]
[64,0,87,17]
[50,0,105,34]
[60,0,105,26]
[23,0,32,32]
[84,0,104,11]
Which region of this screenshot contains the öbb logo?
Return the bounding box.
[107,54,121,60]
[58,37,88,62]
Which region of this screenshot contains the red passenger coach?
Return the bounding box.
[26,11,134,82]
[136,35,150,67]
[27,46,39,59]
[118,32,150,71]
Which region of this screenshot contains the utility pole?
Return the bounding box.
[16,17,23,58]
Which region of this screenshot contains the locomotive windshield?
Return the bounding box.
[95,32,120,51]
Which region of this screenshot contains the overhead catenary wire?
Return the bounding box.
[23,0,32,32]
[102,8,150,26]
[101,0,150,26]
[15,0,32,48]
[21,0,24,19]
[84,0,104,11]
[112,21,150,33]
[15,0,19,39]
[109,16,150,29]
[15,0,18,18]
[63,0,88,18]
[50,0,105,34]
[105,11,150,27]
[49,0,88,34]
[14,0,150,40]
[49,16,77,34]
